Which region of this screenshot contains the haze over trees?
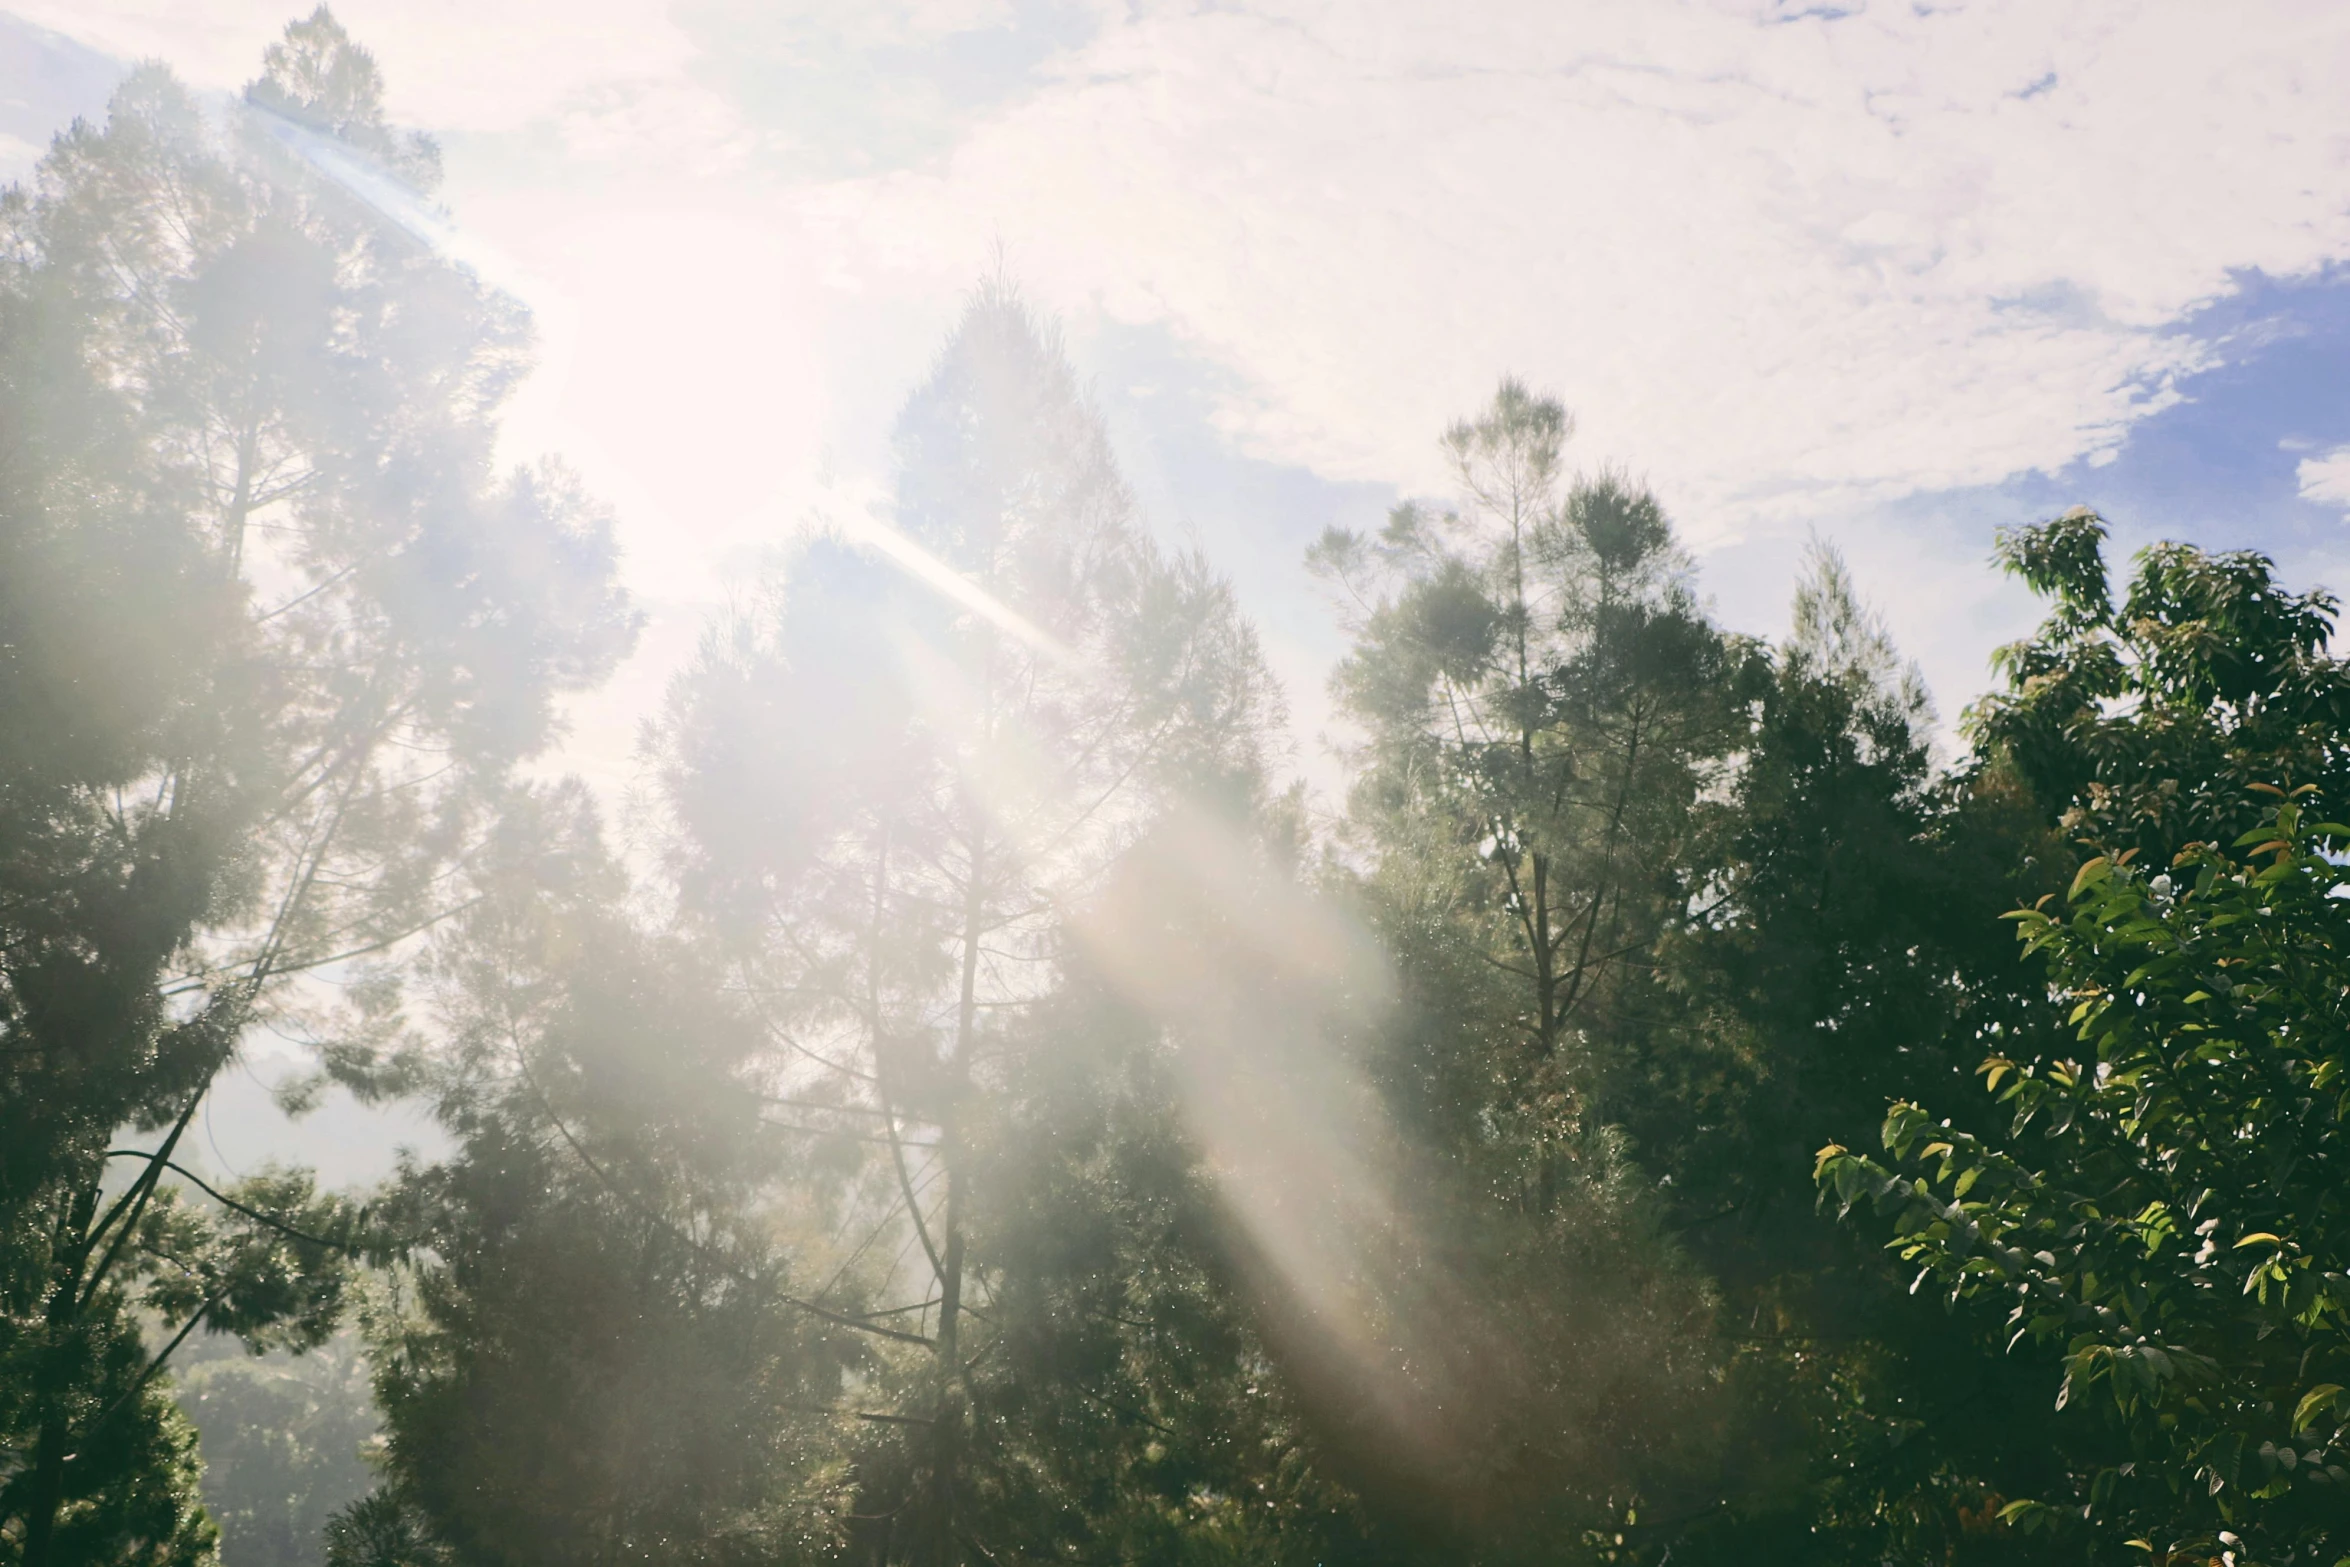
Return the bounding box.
[1,11,2344,1567]
[0,12,630,1564]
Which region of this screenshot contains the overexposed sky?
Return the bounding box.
[10,0,2350,791]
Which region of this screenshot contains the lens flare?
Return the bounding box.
[825,496,1073,666]
[807,438,1552,1520]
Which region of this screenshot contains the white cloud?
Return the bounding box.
[32,1,2350,542]
[791,0,2350,538]
[2299,447,2350,512]
[19,0,2350,782]
[3,0,713,134]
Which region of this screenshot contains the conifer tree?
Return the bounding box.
[328,787,850,1567]
[1309,382,1746,1550]
[652,281,1286,1564]
[0,11,632,1560]
[1652,548,2071,1564]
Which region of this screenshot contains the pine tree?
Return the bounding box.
[333,787,850,1567]
[651,280,1291,1564]
[0,12,632,1560]
[1311,381,1748,1551]
[1650,547,2072,1564]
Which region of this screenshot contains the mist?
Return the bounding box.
[7,8,2350,1567]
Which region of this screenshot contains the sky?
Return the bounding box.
[8,0,2350,1174]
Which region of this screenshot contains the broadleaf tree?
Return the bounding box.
[1819,515,2350,1563]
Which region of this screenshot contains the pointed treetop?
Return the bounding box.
[1443,377,1572,504]
[1789,538,1934,734]
[245,7,441,190]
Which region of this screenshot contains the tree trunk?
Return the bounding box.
[916,833,987,1566]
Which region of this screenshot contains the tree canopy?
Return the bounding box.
[0,10,630,1562]
[2,14,2347,1567]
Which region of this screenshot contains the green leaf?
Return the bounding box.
[1995,1498,2051,1534]
[2294,1384,2343,1433]
[2069,856,2111,900]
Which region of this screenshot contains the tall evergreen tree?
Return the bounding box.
[333,787,850,1567]
[1656,548,2074,1565]
[651,281,1292,1564]
[0,11,632,1561]
[1309,381,1749,1551]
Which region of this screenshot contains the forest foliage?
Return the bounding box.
[2,11,2345,1567]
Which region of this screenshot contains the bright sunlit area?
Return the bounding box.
[7,4,2350,1564]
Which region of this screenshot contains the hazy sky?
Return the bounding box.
[10,1,2350,1170]
[13,0,2350,769]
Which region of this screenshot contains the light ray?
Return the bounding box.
[245,102,517,292]
[242,99,583,475]
[826,497,1072,666]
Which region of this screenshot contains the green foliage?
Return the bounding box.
[645,279,1308,1567]
[1820,796,2350,1560]
[1974,506,2350,861]
[1316,383,1762,1129]
[852,961,1376,1567]
[1817,519,2350,1562]
[1633,541,1963,1209]
[0,8,630,1560]
[0,1141,388,1564]
[1617,543,2088,1566]
[246,7,443,187]
[322,1490,452,1567]
[176,1331,378,1567]
[339,791,850,1567]
[1314,382,1762,1552]
[0,1303,219,1567]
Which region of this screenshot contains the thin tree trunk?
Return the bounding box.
[919,832,987,1567]
[1531,848,1556,1054]
[223,422,258,578]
